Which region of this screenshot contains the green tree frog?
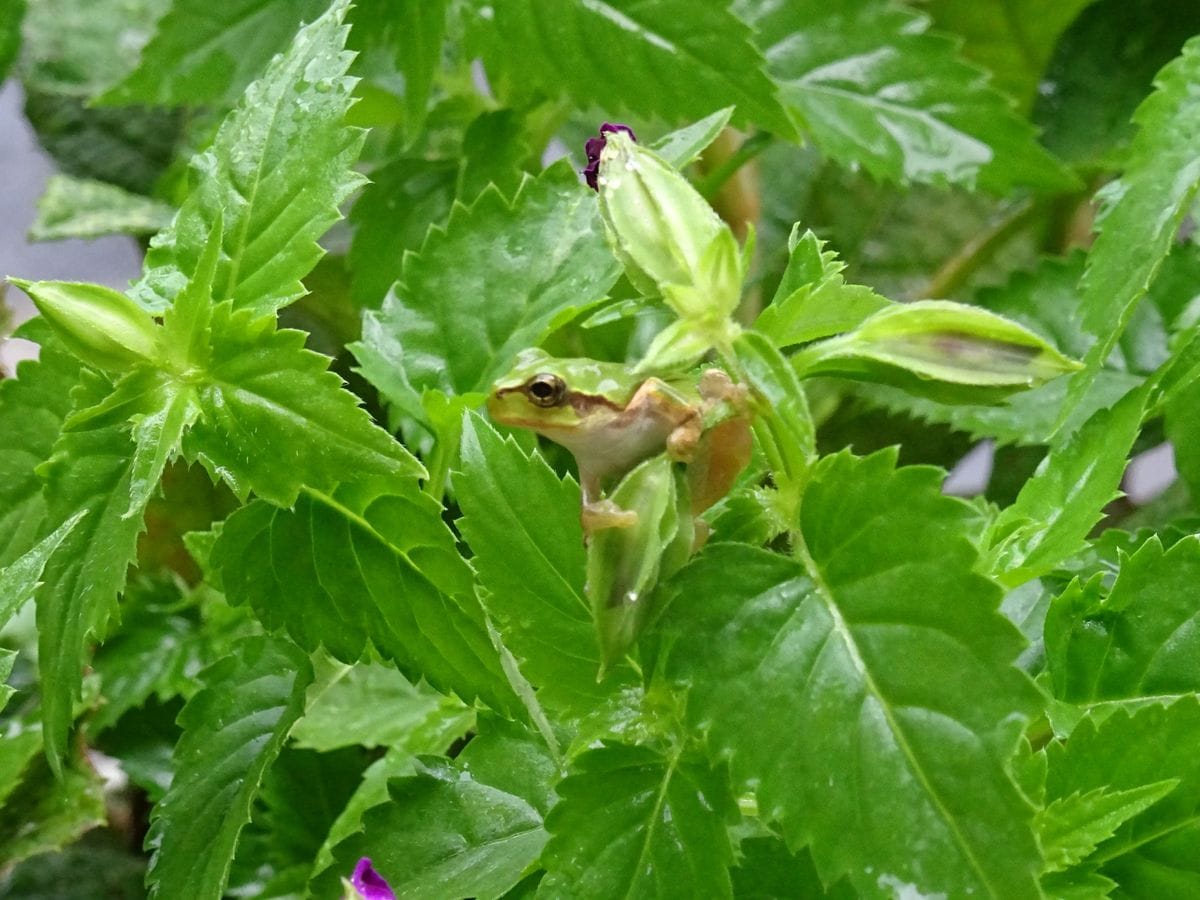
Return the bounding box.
[487,348,753,538]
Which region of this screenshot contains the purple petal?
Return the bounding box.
[581,122,638,190]
[351,858,396,900]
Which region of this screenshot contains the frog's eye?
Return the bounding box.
[526,373,567,407]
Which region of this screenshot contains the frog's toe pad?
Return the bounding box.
[582,500,640,534]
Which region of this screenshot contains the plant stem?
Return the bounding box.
[924,198,1040,299]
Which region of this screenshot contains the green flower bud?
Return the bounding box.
[793,300,1082,391]
[596,129,742,318]
[10,278,161,372]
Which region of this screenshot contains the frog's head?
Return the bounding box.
[487,348,634,434]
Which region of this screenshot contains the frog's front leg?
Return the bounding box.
[580,469,639,536]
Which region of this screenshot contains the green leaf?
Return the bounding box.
[183,304,422,505]
[732,837,856,900]
[986,383,1150,586]
[456,415,631,713]
[0,649,16,715]
[0,752,106,867]
[389,0,446,138]
[118,369,199,516]
[291,659,474,753]
[754,227,892,348]
[354,163,621,407]
[1038,781,1178,874]
[346,157,458,308]
[1033,1,1200,168]
[1063,35,1200,420]
[662,451,1042,898]
[482,0,793,137]
[98,0,332,106]
[925,0,1093,111]
[145,634,314,900]
[29,174,175,242]
[131,0,365,315]
[210,478,517,715]
[35,372,147,774]
[229,746,367,897]
[540,744,737,899]
[456,714,560,817]
[1043,699,1200,892]
[0,509,84,632]
[88,576,210,734]
[651,107,735,170]
[1046,537,1200,703]
[324,758,547,900]
[0,0,23,84]
[0,325,81,566]
[742,0,1075,192]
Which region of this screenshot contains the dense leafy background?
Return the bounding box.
[3,1,1200,898]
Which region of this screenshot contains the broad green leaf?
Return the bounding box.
[1034,0,1200,167]
[456,415,629,713]
[0,753,106,867]
[88,576,210,734]
[457,714,560,817]
[540,744,738,899]
[0,509,84,631]
[755,227,891,348]
[20,0,164,95]
[323,758,547,900]
[1043,699,1200,893]
[986,383,1149,586]
[0,0,23,84]
[292,660,474,753]
[93,697,182,802]
[35,371,147,774]
[741,0,1075,192]
[0,324,81,566]
[1038,781,1178,874]
[145,634,314,900]
[1063,35,1200,420]
[346,157,458,308]
[354,163,621,408]
[228,746,367,898]
[925,0,1094,110]
[210,478,517,715]
[20,89,181,196]
[29,175,175,242]
[482,0,793,137]
[309,747,435,882]
[457,109,535,202]
[662,451,1042,898]
[183,304,422,505]
[0,835,146,899]
[732,837,856,899]
[98,0,331,106]
[131,0,365,315]
[348,0,447,139]
[1046,537,1200,703]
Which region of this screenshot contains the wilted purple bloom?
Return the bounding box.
[583,122,637,190]
[351,857,395,900]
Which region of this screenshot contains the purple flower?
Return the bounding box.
[351,858,395,900]
[582,122,638,190]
